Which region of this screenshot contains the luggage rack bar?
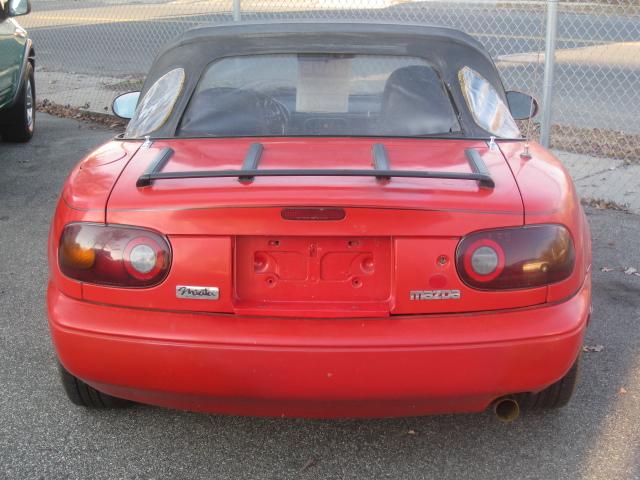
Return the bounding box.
[136,144,494,189]
[136,147,174,188]
[465,148,494,187]
[372,143,391,181]
[238,142,264,183]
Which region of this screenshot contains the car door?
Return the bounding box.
[0,8,21,109]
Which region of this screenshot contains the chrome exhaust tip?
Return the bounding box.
[493,398,520,422]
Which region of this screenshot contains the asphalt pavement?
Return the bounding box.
[1,114,639,479]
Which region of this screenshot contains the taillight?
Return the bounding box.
[456,224,575,290]
[59,223,171,287]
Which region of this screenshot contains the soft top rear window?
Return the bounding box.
[125,68,185,139]
[458,66,520,138]
[178,54,461,138]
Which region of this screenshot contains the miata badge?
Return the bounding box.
[176,286,220,300]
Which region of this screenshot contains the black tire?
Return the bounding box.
[1,62,35,143]
[58,363,131,409]
[519,355,580,410]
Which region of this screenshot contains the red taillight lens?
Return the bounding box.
[59,223,171,287]
[456,225,575,290]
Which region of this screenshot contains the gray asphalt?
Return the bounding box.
[1,114,639,479]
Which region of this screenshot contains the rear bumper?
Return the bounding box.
[47,277,590,418]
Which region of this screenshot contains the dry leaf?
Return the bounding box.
[299,457,317,473]
[619,387,628,395]
[583,345,604,352]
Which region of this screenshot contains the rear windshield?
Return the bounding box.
[178,54,461,138]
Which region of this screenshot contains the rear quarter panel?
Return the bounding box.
[499,141,591,302]
[49,141,142,298]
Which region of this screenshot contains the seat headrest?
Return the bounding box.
[381,65,458,135]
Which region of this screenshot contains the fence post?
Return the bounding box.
[233,0,241,21]
[540,0,558,147]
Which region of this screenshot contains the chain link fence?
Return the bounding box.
[22,0,640,170]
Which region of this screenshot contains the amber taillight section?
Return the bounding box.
[456,224,575,290]
[59,223,171,287]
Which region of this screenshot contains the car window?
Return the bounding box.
[125,68,185,138]
[458,66,520,138]
[178,54,461,137]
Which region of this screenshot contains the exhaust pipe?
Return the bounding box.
[493,398,520,422]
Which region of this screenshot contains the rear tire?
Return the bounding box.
[1,63,35,143]
[520,355,580,410]
[58,363,131,409]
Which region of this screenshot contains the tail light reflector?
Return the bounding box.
[456,224,575,290]
[59,223,171,287]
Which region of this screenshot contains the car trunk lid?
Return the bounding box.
[96,137,543,316]
[108,137,523,227]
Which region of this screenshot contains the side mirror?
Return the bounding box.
[506,91,539,120]
[6,0,31,17]
[112,91,140,120]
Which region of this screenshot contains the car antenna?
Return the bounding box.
[521,13,546,160]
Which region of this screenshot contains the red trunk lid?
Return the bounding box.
[96,138,541,317]
[108,137,523,230]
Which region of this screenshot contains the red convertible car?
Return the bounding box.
[48,22,591,420]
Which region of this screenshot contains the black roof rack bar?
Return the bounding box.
[238,142,264,183]
[372,143,391,181]
[140,168,494,186]
[136,147,175,188]
[465,148,495,189]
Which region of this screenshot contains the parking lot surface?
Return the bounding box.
[1,114,639,479]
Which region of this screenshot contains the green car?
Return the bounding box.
[0,0,34,142]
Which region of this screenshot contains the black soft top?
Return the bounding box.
[141,21,508,138]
